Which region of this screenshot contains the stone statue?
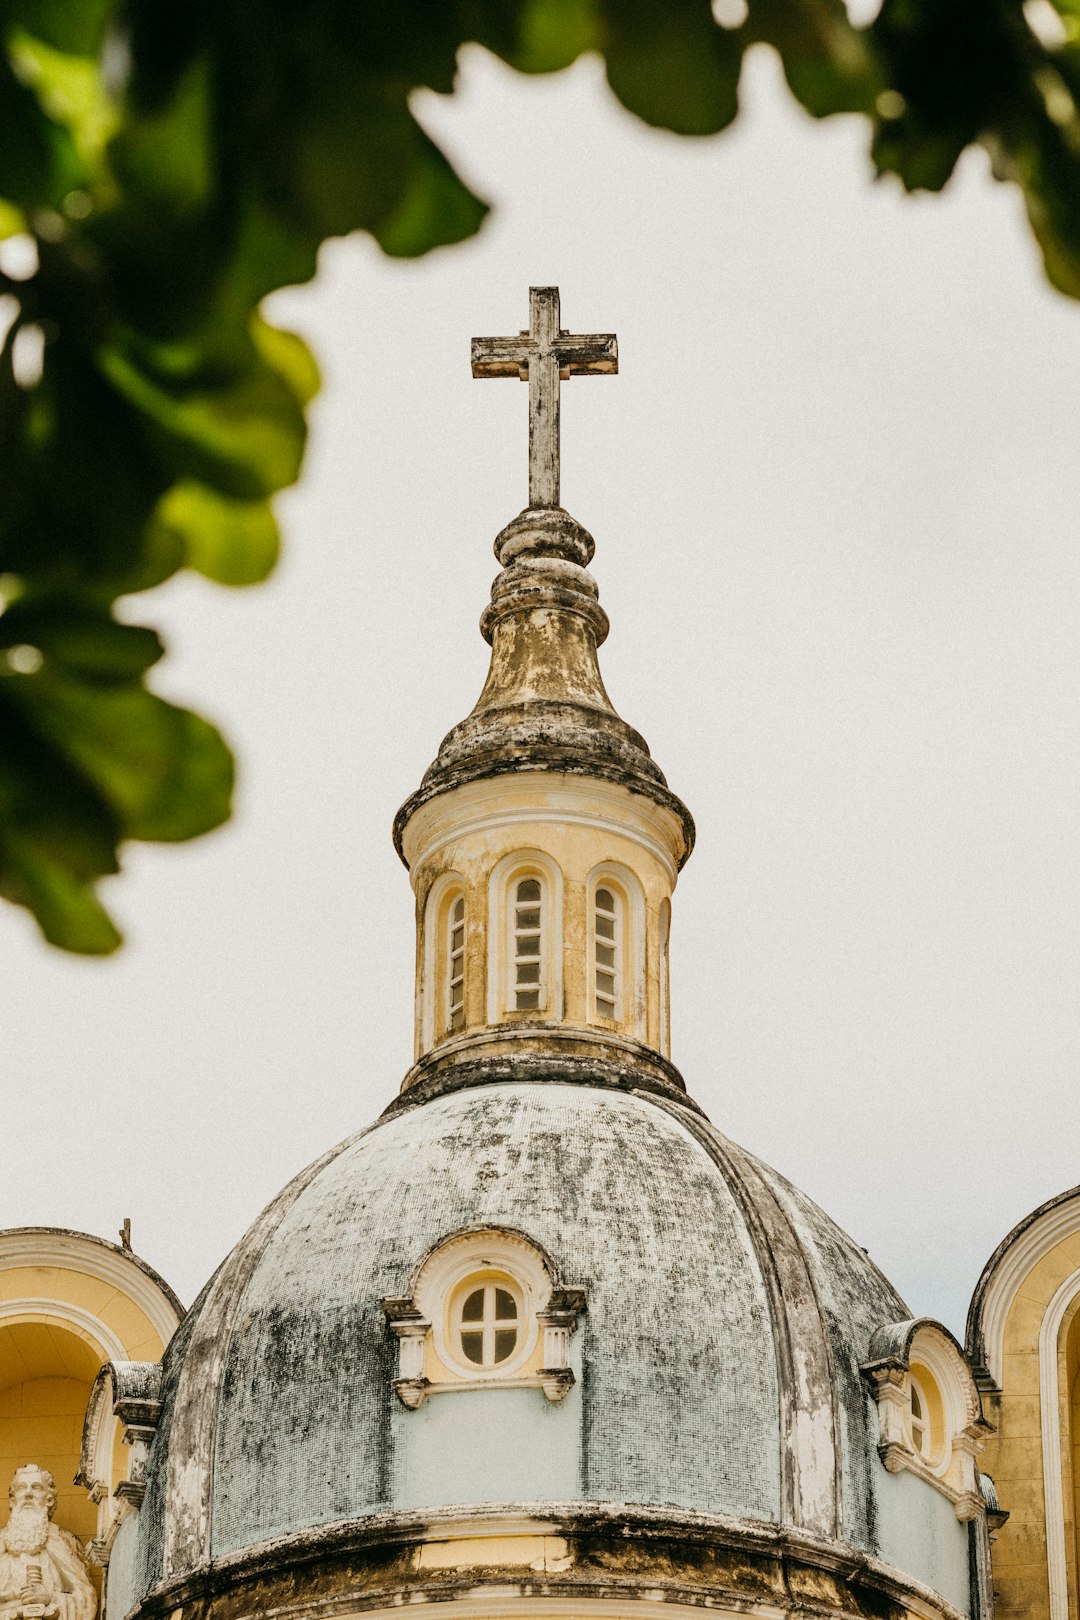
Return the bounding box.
[0,1467,96,1620]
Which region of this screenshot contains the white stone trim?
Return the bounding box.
[331,1602,790,1620]
[974,1192,1080,1389]
[420,1233,547,1381]
[0,1230,181,1347]
[0,1297,127,1363]
[1038,1264,1080,1620]
[487,851,564,1025]
[312,1590,960,1620]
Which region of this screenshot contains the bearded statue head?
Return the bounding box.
[5,1464,56,1553]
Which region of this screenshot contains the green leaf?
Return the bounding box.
[373,128,490,259]
[0,596,164,680]
[150,481,280,585]
[0,832,121,951]
[0,48,61,204]
[109,50,215,217]
[603,0,744,135]
[0,198,26,236]
[252,316,320,407]
[868,0,1019,192]
[748,0,880,118]
[97,323,309,500]
[16,669,234,842]
[8,0,116,57]
[502,0,603,74]
[9,27,119,177]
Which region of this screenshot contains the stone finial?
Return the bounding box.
[394,492,692,860]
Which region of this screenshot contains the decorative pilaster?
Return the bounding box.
[384,1298,431,1410]
[538,1287,587,1403]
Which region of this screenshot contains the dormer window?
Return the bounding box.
[384,1228,585,1408]
[512,877,544,1011]
[863,1318,989,1521]
[448,895,466,1032]
[593,886,620,1019]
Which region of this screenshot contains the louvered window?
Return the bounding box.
[593,886,620,1019]
[512,877,543,1011]
[448,895,465,1032]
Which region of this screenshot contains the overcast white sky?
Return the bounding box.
[4,44,1078,1337]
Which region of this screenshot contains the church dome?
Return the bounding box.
[122,1065,974,1618]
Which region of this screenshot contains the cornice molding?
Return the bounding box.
[130,1501,969,1620]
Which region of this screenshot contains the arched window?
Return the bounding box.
[908,1361,945,1467]
[586,867,644,1035]
[593,885,621,1020]
[487,853,563,1024]
[511,876,544,1011]
[864,1319,985,1518]
[422,877,467,1049]
[447,894,465,1033]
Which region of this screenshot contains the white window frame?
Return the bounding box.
[592,883,622,1022]
[586,864,646,1039]
[908,1372,931,1460]
[447,893,466,1033]
[421,873,468,1051]
[487,851,563,1024]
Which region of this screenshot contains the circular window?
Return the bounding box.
[450,1273,524,1372]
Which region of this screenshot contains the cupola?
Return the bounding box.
[393,288,694,1096]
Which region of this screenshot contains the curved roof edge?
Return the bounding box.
[0,1225,185,1340]
[965,1183,1080,1387]
[866,1316,971,1371]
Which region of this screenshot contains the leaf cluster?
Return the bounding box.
[2,0,1078,950]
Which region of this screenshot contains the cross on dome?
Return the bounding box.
[471,287,618,508]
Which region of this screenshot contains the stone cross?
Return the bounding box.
[471,287,618,508]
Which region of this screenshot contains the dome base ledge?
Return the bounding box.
[390,1028,697,1114]
[131,1502,969,1620]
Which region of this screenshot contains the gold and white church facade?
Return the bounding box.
[2,291,1075,1620]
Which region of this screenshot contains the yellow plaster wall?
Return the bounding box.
[0,1327,104,1608]
[0,1264,165,1364]
[0,1231,179,1610]
[982,1228,1080,1620]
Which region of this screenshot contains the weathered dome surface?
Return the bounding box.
[131,1076,910,1604]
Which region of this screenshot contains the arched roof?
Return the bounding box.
[130,1076,911,1602]
[966,1184,1080,1387]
